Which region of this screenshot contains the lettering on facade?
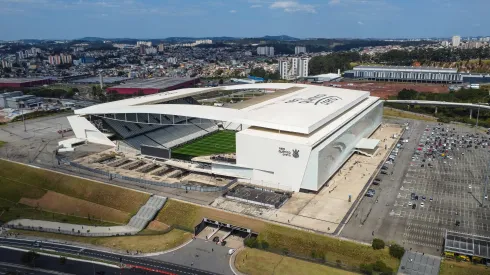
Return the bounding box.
[279,147,299,158]
[284,94,341,106]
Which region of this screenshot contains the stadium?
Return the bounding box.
[69,83,383,192]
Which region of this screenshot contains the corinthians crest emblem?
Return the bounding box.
[292,149,299,158]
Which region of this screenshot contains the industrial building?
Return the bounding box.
[0,92,42,108]
[344,65,490,84]
[105,77,200,95]
[0,78,53,88]
[69,83,382,192]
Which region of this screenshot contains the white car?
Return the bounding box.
[420,202,425,207]
[408,202,413,206]
[469,185,472,189]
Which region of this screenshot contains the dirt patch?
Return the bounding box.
[147,220,170,231]
[19,191,130,224]
[316,82,450,99]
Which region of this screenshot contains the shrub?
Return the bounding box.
[389,243,405,259]
[372,238,385,250]
[259,240,269,249]
[360,263,373,275]
[244,238,258,248]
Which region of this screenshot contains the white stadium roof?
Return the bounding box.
[76,83,376,135]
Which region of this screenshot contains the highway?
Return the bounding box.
[0,237,219,275]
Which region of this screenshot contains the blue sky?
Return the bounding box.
[0,0,489,40]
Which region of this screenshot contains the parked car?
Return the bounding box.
[411,193,416,200]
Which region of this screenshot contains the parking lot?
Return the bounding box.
[341,120,490,255]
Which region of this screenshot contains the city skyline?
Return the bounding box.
[0,0,489,40]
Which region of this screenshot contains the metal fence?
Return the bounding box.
[63,159,236,192]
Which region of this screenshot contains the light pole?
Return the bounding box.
[482,159,490,207]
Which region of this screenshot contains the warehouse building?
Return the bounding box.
[0,78,53,88]
[344,65,490,84]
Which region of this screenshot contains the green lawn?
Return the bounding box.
[172,130,236,160]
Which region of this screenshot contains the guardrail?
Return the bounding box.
[62,159,235,193]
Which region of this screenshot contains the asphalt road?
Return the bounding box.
[0,238,219,275]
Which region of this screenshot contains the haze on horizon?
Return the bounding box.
[0,0,489,41]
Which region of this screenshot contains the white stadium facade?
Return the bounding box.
[69,83,383,192]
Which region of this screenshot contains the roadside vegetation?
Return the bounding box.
[235,248,358,275]
[439,259,490,275]
[383,107,437,122]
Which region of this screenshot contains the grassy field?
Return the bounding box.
[258,224,399,270]
[172,130,236,160]
[383,107,438,122]
[11,229,192,253]
[156,199,399,271]
[0,159,150,224]
[235,248,358,275]
[439,260,490,275]
[0,141,6,147]
[156,199,266,232]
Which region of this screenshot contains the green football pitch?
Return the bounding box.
[171,130,236,160]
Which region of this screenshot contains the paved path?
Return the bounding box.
[6,195,167,237]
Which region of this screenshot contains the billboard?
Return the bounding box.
[140,145,171,159]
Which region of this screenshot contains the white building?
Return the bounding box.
[145,47,157,55]
[295,46,307,55]
[158,43,165,52]
[137,41,152,47]
[452,36,461,47]
[257,46,275,57]
[68,83,382,192]
[167,57,178,64]
[279,57,310,80]
[441,41,450,47]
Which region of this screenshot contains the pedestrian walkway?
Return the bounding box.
[5,195,167,237]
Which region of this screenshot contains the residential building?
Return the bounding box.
[60,54,72,64]
[158,43,165,52]
[295,46,307,55]
[441,41,450,47]
[257,46,274,57]
[137,41,152,47]
[279,57,309,80]
[452,36,461,47]
[1,60,12,68]
[49,55,61,65]
[145,47,157,55]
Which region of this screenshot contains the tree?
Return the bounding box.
[372,238,385,250]
[397,89,418,100]
[20,251,40,267]
[59,256,67,265]
[389,243,405,259]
